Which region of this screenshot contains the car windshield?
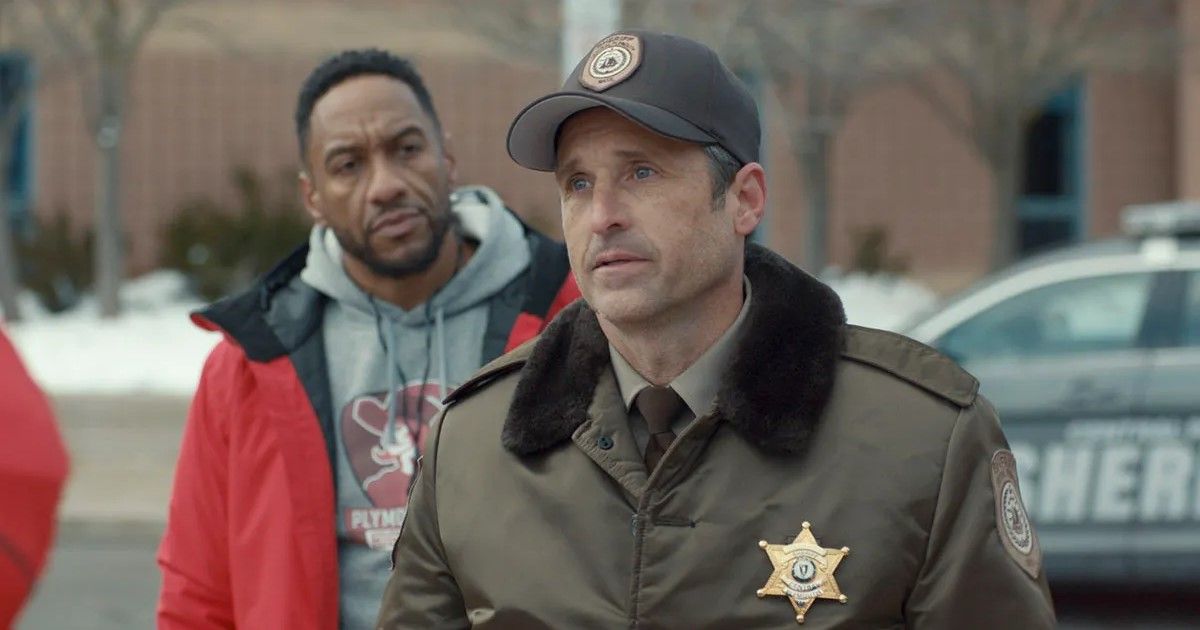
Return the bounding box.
[936,272,1154,362]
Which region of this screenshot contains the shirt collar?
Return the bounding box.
[609,276,753,417]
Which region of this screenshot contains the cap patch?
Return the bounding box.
[991,449,1041,578]
[580,33,641,92]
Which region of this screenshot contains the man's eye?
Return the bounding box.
[570,178,591,192]
[634,166,654,180]
[400,143,422,156]
[335,160,359,174]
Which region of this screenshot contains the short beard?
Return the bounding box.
[335,206,456,279]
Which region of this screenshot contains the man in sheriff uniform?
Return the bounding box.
[378,30,1056,628]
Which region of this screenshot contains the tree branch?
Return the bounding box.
[161,13,246,57]
[445,0,558,63]
[33,0,89,62]
[906,70,980,160]
[1034,0,1121,80]
[123,0,182,57]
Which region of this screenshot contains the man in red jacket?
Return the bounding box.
[156,49,578,629]
[0,327,69,628]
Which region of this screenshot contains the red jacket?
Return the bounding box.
[0,328,69,628]
[157,234,579,629]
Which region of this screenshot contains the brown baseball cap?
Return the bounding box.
[507,29,761,171]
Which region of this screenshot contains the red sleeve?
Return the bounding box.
[0,329,68,629]
[543,273,581,324]
[503,274,582,353]
[156,340,238,629]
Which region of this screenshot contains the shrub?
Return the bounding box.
[17,210,93,313]
[162,167,311,300]
[848,224,909,276]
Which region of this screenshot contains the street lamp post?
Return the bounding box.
[560,0,620,80]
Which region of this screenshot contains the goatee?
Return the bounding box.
[336,206,455,278]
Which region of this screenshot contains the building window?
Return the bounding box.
[1018,83,1083,257]
[0,51,33,230]
[1024,111,1067,197]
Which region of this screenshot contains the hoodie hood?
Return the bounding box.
[300,185,532,326]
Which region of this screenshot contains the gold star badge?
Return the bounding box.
[757,521,849,624]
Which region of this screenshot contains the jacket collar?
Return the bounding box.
[502,244,846,457]
[192,243,325,362]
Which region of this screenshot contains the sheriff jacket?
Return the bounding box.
[156,224,579,630]
[379,244,1056,629]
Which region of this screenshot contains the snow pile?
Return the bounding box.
[4,271,218,396]
[824,272,939,332]
[15,289,47,320]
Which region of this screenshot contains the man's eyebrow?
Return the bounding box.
[555,148,659,177]
[388,124,426,142]
[321,141,359,165]
[613,148,654,162]
[320,124,429,165]
[555,155,582,179]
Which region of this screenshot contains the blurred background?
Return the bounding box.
[2,0,1198,627]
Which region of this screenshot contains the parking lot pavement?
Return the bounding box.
[18,522,162,630]
[50,394,189,524]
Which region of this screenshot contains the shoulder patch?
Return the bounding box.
[443,336,537,406]
[991,449,1042,578]
[840,325,978,407]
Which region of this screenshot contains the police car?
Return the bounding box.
[904,202,1200,585]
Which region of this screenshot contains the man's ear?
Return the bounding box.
[729,162,766,237]
[441,131,459,187]
[299,170,326,225]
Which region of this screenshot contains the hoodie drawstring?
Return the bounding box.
[366,234,465,464]
[435,307,447,402]
[368,297,405,453]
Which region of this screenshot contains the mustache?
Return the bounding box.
[367,203,428,231]
[583,235,654,268]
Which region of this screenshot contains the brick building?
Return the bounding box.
[18,0,1194,294]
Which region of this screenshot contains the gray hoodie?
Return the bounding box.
[299,185,532,630]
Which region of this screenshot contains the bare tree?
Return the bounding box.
[748,1,911,274]
[891,0,1176,269]
[628,0,910,273]
[35,0,186,317]
[440,0,561,63]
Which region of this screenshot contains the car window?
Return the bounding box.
[1184,271,1200,346]
[937,272,1154,362]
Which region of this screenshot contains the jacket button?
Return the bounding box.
[597,435,614,450]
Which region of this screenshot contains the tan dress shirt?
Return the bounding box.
[609,277,753,455]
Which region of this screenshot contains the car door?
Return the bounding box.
[929,270,1160,582]
[1136,267,1200,583]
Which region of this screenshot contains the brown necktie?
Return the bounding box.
[635,385,684,473]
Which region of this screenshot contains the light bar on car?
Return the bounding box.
[1121,201,1200,237]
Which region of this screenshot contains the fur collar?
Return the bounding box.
[501,244,847,457]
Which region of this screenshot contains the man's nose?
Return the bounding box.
[366,157,410,207]
[587,180,630,235]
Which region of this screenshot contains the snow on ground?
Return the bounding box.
[4,271,218,396]
[823,271,940,332]
[3,268,941,396]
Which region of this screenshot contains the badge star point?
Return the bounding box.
[757,522,849,624]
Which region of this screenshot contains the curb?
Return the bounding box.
[56,517,166,542]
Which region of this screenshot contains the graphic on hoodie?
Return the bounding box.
[341,380,444,550]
